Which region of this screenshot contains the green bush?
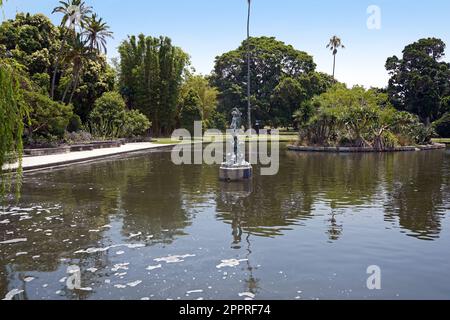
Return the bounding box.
[89,92,126,138]
[67,114,82,133]
[123,110,151,138]
[433,113,450,138]
[23,91,73,139]
[206,110,227,131]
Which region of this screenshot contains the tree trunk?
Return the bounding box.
[51,37,68,99]
[332,54,336,79]
[68,68,81,105]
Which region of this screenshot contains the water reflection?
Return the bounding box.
[0,145,449,299]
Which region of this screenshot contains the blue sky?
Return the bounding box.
[2,0,450,88]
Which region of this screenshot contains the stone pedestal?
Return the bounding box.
[219,164,253,182]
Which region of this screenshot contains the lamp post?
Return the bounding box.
[247,0,252,132]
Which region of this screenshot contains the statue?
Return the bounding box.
[230,108,242,132]
[219,108,253,181]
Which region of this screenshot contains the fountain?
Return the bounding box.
[219,108,253,181]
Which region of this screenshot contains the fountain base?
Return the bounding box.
[219,163,253,182]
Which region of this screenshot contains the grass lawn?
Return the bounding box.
[153,133,299,145]
[433,138,450,144]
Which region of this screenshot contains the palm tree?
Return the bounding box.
[83,14,113,54]
[327,36,345,79]
[62,34,93,104]
[51,0,92,99]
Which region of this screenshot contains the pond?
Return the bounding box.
[1,144,449,300]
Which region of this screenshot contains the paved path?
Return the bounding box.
[3,143,176,172]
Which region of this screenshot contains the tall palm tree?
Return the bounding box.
[51,0,92,99]
[62,34,93,104]
[83,14,113,54]
[327,35,345,79]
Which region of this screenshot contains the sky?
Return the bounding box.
[2,0,450,88]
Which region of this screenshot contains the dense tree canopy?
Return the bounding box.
[0,12,114,122]
[119,35,189,136]
[386,38,450,125]
[210,36,330,127]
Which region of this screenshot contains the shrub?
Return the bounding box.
[67,114,82,133]
[123,110,151,138]
[64,131,93,144]
[433,113,450,138]
[23,91,73,139]
[89,92,126,138]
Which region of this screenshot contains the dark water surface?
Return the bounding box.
[1,145,449,300]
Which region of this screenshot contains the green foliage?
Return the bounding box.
[0,11,115,127]
[119,34,190,136]
[88,91,126,138]
[0,13,60,74]
[298,84,431,149]
[386,38,450,124]
[179,89,202,135]
[211,37,330,127]
[433,113,450,138]
[67,114,82,132]
[23,91,73,138]
[179,75,218,121]
[123,109,151,138]
[206,110,228,131]
[0,59,28,198]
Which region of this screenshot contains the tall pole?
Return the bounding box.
[247,0,252,132]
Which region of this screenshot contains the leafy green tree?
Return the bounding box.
[433,113,450,138]
[0,58,28,194]
[123,110,151,138]
[326,36,345,79]
[118,34,189,136]
[271,77,305,127]
[69,58,115,122]
[88,91,126,138]
[211,37,317,127]
[23,90,73,139]
[386,38,450,125]
[83,13,113,54]
[0,13,60,75]
[179,75,219,121]
[179,89,202,135]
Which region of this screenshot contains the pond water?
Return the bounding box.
[1,144,449,300]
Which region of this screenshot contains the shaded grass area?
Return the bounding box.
[433,138,450,144]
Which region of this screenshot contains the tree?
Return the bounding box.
[211,36,316,126]
[327,36,345,79]
[271,77,305,127]
[88,92,126,138]
[179,89,202,135]
[386,38,450,125]
[118,34,190,136]
[298,84,432,149]
[61,33,93,104]
[83,13,113,54]
[23,91,73,139]
[179,75,219,122]
[0,58,28,194]
[51,0,92,98]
